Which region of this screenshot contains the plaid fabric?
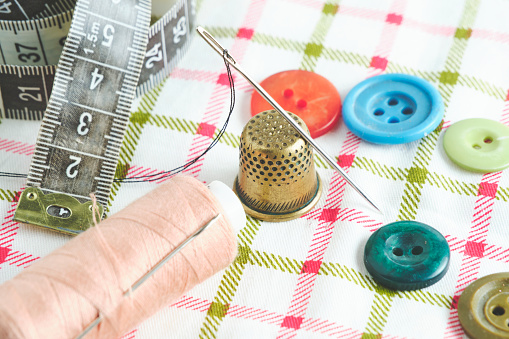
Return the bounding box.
[1,0,509,337]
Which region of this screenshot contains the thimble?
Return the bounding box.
[233,110,322,221]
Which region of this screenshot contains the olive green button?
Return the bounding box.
[443,118,509,173]
[363,221,450,291]
[458,273,509,338]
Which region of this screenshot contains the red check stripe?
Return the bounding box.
[171,295,363,338]
[0,139,35,156]
[180,0,266,179]
[443,171,503,338]
[277,1,406,336]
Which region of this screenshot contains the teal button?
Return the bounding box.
[364,221,450,291]
[443,118,509,173]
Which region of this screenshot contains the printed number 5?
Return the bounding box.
[77,112,92,136]
[66,156,81,179]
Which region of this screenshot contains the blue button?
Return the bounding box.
[342,74,444,144]
[364,221,450,291]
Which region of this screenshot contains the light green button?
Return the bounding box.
[443,118,509,173]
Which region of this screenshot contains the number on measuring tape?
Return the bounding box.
[0,0,12,14]
[102,25,115,47]
[173,17,187,44]
[9,0,198,234]
[90,68,104,90]
[145,43,162,69]
[15,43,41,63]
[18,87,42,102]
[66,156,82,179]
[77,112,92,136]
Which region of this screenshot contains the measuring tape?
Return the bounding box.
[0,0,195,120]
[8,0,196,234]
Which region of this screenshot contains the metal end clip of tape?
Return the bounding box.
[3,0,196,234]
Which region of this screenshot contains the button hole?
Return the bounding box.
[492,306,505,316]
[402,107,413,115]
[374,109,384,116]
[411,246,423,255]
[473,144,481,150]
[388,98,398,106]
[392,248,403,256]
[388,117,400,124]
[484,137,493,144]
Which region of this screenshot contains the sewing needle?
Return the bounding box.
[75,214,221,339]
[196,26,382,213]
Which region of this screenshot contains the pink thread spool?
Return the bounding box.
[0,176,245,338]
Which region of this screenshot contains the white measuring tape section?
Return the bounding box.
[6,0,196,235]
[0,0,195,120]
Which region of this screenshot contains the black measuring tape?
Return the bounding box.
[0,0,195,120]
[5,0,197,234]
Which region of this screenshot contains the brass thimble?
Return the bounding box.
[233,110,322,221]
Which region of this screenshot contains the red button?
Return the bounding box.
[251,70,342,138]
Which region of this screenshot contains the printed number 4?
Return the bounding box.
[90,68,103,90]
[0,1,12,14]
[66,156,81,179]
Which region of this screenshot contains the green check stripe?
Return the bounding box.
[252,33,307,53]
[199,217,261,339]
[352,157,490,198]
[363,293,393,338]
[108,81,166,209]
[427,172,479,196]
[458,74,506,100]
[301,0,340,71]
[204,27,508,102]
[352,156,408,181]
[362,0,480,335]
[126,115,509,202]
[396,0,480,223]
[201,26,238,40]
[321,48,371,68]
[0,188,15,202]
[200,3,343,337]
[248,249,452,308]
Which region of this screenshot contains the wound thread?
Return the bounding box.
[0,176,238,339]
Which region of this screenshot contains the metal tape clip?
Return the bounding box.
[8,0,196,234]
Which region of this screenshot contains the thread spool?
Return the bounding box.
[0,176,245,339]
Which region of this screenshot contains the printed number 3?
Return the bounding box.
[66,156,81,179]
[77,112,92,136]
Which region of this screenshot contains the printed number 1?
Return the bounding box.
[90,68,104,90]
[66,156,81,179]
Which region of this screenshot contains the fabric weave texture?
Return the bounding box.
[1,0,509,338]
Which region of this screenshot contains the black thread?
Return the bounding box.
[0,49,236,184]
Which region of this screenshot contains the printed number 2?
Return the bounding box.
[77,112,92,136]
[66,156,81,179]
[145,43,162,69]
[90,68,103,90]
